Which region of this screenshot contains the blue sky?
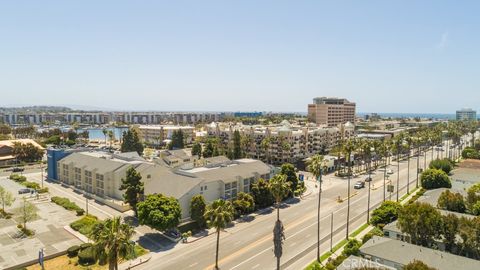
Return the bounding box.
[1,1,479,113]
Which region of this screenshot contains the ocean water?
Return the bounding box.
[357,112,457,120]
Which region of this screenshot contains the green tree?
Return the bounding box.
[233,130,242,159]
[442,214,459,253]
[102,128,108,147]
[251,178,274,209]
[370,201,402,226]
[204,199,234,270]
[342,238,361,257]
[12,142,44,162]
[403,260,437,270]
[191,142,202,157]
[233,192,255,216]
[0,186,15,212]
[202,139,216,158]
[120,129,144,155]
[437,190,466,213]
[171,130,185,149]
[429,159,454,174]
[137,194,181,231]
[190,195,207,228]
[90,216,135,270]
[0,124,11,135]
[466,183,480,212]
[119,167,144,217]
[19,198,38,230]
[280,163,298,196]
[420,169,452,189]
[397,202,443,247]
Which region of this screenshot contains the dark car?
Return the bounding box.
[354,181,365,189]
[365,176,372,182]
[12,167,24,172]
[18,188,31,194]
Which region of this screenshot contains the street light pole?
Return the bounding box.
[316,167,323,263]
[367,170,371,223]
[86,197,89,215]
[330,212,333,252]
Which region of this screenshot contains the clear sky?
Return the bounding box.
[1,1,479,113]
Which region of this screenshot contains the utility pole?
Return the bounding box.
[330,212,333,252]
[367,173,371,223]
[86,197,89,215]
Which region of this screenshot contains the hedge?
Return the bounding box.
[51,196,83,213]
[67,245,81,257]
[78,247,96,265]
[70,215,100,236]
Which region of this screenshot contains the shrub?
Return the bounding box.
[471,201,480,216]
[24,181,40,190]
[420,169,451,189]
[78,247,96,265]
[37,187,49,194]
[51,196,83,212]
[67,245,81,257]
[462,147,480,159]
[80,243,93,250]
[9,174,27,182]
[70,215,100,236]
[362,227,384,244]
[370,201,402,226]
[437,190,466,213]
[342,238,361,257]
[429,159,454,174]
[403,260,437,270]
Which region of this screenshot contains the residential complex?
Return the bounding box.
[0,139,45,165]
[136,125,195,146]
[456,108,477,121]
[207,120,355,165]
[307,97,356,127]
[48,149,273,218]
[0,111,228,125]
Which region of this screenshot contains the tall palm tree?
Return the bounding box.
[102,128,108,147]
[269,174,290,270]
[108,130,115,150]
[204,199,235,270]
[377,140,389,202]
[307,154,327,263]
[360,140,373,223]
[90,216,135,270]
[405,135,413,194]
[342,138,356,239]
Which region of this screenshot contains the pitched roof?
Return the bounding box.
[58,152,144,174]
[361,236,480,270]
[0,139,45,150]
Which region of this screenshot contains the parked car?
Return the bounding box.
[387,169,394,175]
[354,181,365,189]
[18,188,30,194]
[365,176,372,182]
[12,167,24,172]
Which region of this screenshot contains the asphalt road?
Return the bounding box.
[133,141,459,270]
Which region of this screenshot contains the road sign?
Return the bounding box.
[387,185,394,193]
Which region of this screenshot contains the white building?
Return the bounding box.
[136,125,195,146]
[456,108,477,121]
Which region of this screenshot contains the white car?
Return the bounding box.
[387,169,394,175]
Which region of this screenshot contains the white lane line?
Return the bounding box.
[289,242,297,247]
[189,262,198,267]
[252,264,260,269]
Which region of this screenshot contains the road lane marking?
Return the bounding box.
[189,262,198,267]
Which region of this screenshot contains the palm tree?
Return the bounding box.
[102,128,108,147]
[342,138,356,239]
[204,199,235,270]
[108,130,115,150]
[405,135,413,194]
[261,137,272,164]
[307,154,327,263]
[90,216,135,270]
[269,174,290,270]
[392,134,404,202]
[360,140,373,223]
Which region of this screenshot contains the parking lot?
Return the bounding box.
[0,175,81,269]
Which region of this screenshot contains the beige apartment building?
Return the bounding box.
[135,125,194,146]
[54,150,272,219]
[308,97,356,127]
[207,120,355,165]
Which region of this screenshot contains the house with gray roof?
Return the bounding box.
[360,236,480,270]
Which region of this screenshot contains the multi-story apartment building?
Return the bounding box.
[456,108,477,121]
[49,149,272,219]
[207,120,355,165]
[307,97,356,127]
[136,125,195,146]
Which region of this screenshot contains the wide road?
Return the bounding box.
[133,139,465,270]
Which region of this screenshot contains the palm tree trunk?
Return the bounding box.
[215,229,220,270]
[407,149,410,194]
[396,153,400,202]
[416,147,420,188]
[317,170,322,262]
[346,164,351,239]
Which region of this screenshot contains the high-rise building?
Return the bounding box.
[456,108,477,121]
[307,97,356,126]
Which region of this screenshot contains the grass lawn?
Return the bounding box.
[27,255,106,270]
[27,245,148,270]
